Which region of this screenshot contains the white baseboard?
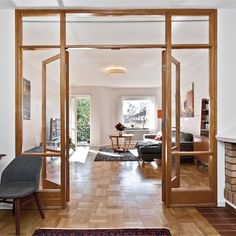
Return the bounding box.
[225,199,236,209]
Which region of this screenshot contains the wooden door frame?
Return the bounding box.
[15,9,217,208]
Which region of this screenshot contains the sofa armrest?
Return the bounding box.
[143,134,158,140]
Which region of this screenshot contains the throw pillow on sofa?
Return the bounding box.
[154,134,162,141]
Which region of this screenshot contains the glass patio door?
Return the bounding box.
[70,98,78,147]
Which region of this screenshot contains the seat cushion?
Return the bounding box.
[0,181,35,198]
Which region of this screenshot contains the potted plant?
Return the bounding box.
[69,137,76,151]
[115,122,125,136]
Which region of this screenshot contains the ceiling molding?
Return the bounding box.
[0,0,235,9]
[0,0,16,9]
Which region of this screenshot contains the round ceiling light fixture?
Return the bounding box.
[105,66,126,78]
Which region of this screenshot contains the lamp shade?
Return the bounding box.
[157,109,163,119]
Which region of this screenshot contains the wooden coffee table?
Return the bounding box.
[109,134,134,152]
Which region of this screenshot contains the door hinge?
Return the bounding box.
[162,120,165,129]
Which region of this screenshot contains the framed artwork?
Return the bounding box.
[181,82,194,117]
[23,78,31,120]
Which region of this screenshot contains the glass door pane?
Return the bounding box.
[66,14,165,45]
[172,16,209,44]
[168,49,212,206]
[22,49,60,154]
[172,49,210,189]
[23,15,60,45]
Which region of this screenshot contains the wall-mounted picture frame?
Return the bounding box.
[181,82,194,117]
[23,78,31,120]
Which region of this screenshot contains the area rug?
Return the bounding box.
[33,228,172,236]
[94,147,138,161]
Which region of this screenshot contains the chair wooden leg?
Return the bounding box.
[14,198,20,236]
[34,192,45,219]
[12,200,15,215]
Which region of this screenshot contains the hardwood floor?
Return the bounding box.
[0,146,219,235]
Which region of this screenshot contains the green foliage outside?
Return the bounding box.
[77,98,90,143]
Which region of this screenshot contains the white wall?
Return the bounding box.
[0,10,15,174]
[70,86,161,146]
[99,87,113,145]
[218,10,236,134]
[217,9,236,206]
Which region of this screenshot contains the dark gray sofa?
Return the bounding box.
[136,131,194,162]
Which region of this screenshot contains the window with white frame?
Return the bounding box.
[121,97,155,130]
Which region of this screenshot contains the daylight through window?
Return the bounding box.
[122,98,155,130]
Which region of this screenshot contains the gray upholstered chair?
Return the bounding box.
[0,156,45,236]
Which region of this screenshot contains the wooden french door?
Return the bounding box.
[162,49,216,207]
[41,51,70,205]
[41,54,61,190]
[162,51,181,202]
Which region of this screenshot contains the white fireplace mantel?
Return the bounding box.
[216,125,236,143]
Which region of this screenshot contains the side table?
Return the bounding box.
[109,134,134,152]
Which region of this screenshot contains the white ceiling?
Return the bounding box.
[1,0,236,9]
[68,49,162,87]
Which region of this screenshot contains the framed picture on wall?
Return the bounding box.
[23,78,31,120]
[181,82,194,117]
